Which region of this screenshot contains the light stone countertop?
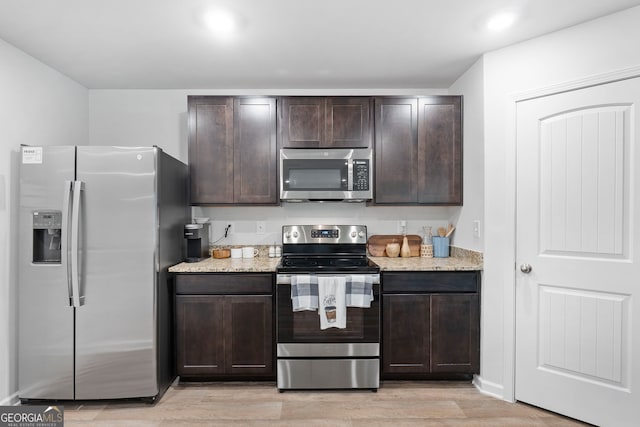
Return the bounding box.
[370,256,482,271]
[169,256,281,273]
[372,246,483,271]
[168,246,482,273]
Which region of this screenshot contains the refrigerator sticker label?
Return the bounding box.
[22,146,43,164]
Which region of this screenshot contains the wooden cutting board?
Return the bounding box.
[367,234,422,257]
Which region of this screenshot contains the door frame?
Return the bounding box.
[503,65,640,403]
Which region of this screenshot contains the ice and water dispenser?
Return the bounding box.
[32,210,62,264]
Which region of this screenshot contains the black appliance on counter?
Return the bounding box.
[184,223,209,262]
[276,224,380,391]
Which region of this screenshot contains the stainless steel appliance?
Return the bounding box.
[279,148,373,201]
[276,225,380,391]
[184,223,209,262]
[18,146,189,402]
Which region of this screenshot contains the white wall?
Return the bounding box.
[449,59,484,252]
[475,5,640,400]
[89,88,478,246]
[0,38,88,404]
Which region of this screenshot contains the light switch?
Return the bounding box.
[473,220,481,238]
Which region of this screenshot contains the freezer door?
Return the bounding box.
[74,146,159,399]
[18,146,76,400]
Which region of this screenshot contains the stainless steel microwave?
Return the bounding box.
[280,148,373,201]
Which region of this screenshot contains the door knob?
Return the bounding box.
[520,264,533,274]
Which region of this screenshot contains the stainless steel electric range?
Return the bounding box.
[275,224,380,391]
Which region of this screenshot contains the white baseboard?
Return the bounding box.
[0,392,20,406]
[473,375,512,402]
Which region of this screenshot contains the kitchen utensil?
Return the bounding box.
[445,225,455,237]
[437,227,447,237]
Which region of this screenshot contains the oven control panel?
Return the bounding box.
[311,229,339,239]
[282,225,367,245]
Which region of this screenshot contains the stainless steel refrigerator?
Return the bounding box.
[18,146,189,402]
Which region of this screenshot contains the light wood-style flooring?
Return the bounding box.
[61,381,591,426]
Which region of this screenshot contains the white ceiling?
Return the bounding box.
[1,0,639,90]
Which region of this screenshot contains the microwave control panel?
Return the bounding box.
[353,159,370,191]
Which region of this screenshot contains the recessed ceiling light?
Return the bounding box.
[203,9,237,39]
[487,12,516,31]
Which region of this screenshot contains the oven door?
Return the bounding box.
[276,277,380,357]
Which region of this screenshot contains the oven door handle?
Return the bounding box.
[276,274,380,285]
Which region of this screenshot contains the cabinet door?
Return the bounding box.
[382,294,430,375]
[374,97,418,203]
[280,97,325,148]
[176,295,225,376]
[225,296,273,376]
[233,98,278,204]
[430,294,479,373]
[326,97,372,148]
[417,96,462,204]
[188,97,234,204]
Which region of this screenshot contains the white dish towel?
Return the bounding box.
[318,276,347,330]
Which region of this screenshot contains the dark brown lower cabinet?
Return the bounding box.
[175,274,274,380]
[382,271,480,379]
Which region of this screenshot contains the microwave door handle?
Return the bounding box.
[70,180,85,307]
[62,180,74,307]
[347,159,354,191]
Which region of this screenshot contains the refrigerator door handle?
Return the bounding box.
[62,180,74,306]
[70,180,85,307]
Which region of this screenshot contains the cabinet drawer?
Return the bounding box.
[382,271,478,293]
[176,273,274,295]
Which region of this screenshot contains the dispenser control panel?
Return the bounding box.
[33,211,62,229]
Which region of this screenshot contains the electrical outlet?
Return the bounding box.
[473,220,481,238]
[397,220,407,233]
[256,221,266,234]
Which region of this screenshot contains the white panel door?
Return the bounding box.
[516,77,640,427]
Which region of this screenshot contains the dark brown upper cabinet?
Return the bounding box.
[280,97,372,148]
[374,96,462,205]
[188,96,278,205]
